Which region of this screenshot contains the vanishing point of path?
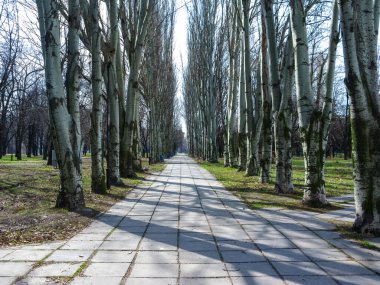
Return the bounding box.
[1,154,380,285]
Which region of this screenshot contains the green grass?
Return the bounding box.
[332,220,380,244]
[198,157,353,213]
[0,156,165,246]
[0,154,43,162]
[360,241,380,251]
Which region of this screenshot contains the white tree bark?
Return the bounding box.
[262,1,294,192]
[66,0,82,166]
[238,37,247,171]
[120,0,153,177]
[290,0,338,206]
[259,15,272,183]
[37,0,85,210]
[227,11,240,167]
[89,0,106,194]
[339,0,380,232]
[104,0,122,185]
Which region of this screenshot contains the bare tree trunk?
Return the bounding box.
[244,0,262,177]
[227,14,239,167]
[290,0,338,206]
[262,1,294,193]
[259,12,272,182]
[339,0,380,232]
[37,0,85,210]
[120,0,153,178]
[238,37,247,171]
[89,0,106,194]
[66,0,82,167]
[104,0,122,185]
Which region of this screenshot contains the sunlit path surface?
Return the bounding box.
[2,154,380,285]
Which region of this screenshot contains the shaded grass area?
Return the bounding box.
[198,157,353,213]
[0,155,165,247]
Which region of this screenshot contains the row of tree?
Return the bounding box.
[0,1,182,210]
[184,0,379,233]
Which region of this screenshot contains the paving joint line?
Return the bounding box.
[191,165,233,285]
[120,163,171,284]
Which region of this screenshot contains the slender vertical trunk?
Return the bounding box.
[238,38,247,171]
[263,0,294,192]
[227,10,240,168]
[104,0,122,185]
[243,0,261,177]
[37,0,84,210]
[89,0,106,194]
[66,0,82,168]
[274,32,295,193]
[120,0,153,178]
[260,29,272,182]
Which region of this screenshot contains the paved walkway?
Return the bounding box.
[1,155,380,285]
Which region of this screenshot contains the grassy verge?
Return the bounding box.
[332,220,380,248]
[0,156,165,247]
[198,157,353,213]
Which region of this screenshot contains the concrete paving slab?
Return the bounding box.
[179,232,214,242]
[0,250,13,259]
[92,250,135,263]
[29,262,81,277]
[125,278,177,285]
[129,263,179,278]
[333,274,380,285]
[284,275,338,285]
[278,229,319,239]
[246,230,285,240]
[221,250,266,263]
[255,239,296,250]
[214,231,251,241]
[134,250,178,263]
[289,238,333,249]
[179,250,221,264]
[105,232,141,241]
[70,233,108,241]
[180,241,218,251]
[342,246,380,261]
[61,240,103,250]
[139,240,177,251]
[0,277,16,285]
[262,249,310,262]
[302,249,350,261]
[231,276,286,285]
[45,250,92,262]
[16,277,68,285]
[0,261,34,276]
[99,240,140,250]
[314,230,342,240]
[82,262,130,277]
[3,249,51,261]
[114,226,147,234]
[20,242,64,250]
[317,260,375,275]
[359,260,380,273]
[180,263,228,277]
[271,261,327,276]
[180,277,232,285]
[226,262,278,277]
[217,240,258,251]
[70,276,123,285]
